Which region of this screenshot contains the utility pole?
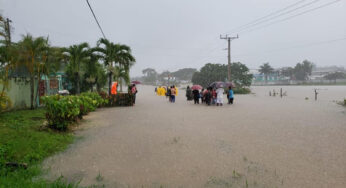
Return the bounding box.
[220,34,239,82]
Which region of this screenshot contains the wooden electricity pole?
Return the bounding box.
[220,34,239,82]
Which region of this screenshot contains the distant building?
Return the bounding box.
[250,69,288,85]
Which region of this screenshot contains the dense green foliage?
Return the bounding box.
[63,42,90,95]
[1,16,136,110]
[94,38,135,95]
[172,68,197,81]
[0,109,75,187]
[42,95,81,130]
[191,63,253,88]
[107,93,134,107]
[293,60,314,81]
[80,92,106,108]
[42,92,105,130]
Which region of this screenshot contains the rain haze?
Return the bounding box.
[1,1,346,188]
[1,0,345,76]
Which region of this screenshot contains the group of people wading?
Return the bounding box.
[186,86,234,106]
[155,86,179,103]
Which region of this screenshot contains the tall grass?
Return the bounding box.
[0,109,75,187]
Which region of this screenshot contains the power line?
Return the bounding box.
[230,0,322,34]
[226,0,309,34]
[86,0,106,39]
[239,0,342,35]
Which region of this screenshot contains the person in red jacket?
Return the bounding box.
[111,82,118,95]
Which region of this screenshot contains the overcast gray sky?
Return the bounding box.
[1,0,345,76]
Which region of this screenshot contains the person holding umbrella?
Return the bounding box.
[186,86,193,101]
[192,88,200,104]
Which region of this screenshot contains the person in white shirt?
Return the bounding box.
[216,87,224,106]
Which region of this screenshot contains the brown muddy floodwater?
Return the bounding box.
[43,85,346,188]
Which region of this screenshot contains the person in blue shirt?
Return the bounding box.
[228,86,234,104]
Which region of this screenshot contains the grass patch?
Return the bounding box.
[0,108,75,187]
[233,87,251,95]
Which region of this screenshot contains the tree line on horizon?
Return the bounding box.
[0,14,136,110]
[259,60,346,83]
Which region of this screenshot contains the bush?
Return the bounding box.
[42,93,103,130]
[344,99,346,106]
[79,95,96,117]
[42,92,133,130]
[41,95,81,130]
[81,92,106,107]
[233,87,251,94]
[107,93,134,107]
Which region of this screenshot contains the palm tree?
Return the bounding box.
[82,52,106,92]
[16,34,50,109]
[93,38,135,95]
[259,63,274,84]
[63,43,90,94]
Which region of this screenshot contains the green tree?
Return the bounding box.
[230,62,253,87]
[193,63,227,87]
[16,34,50,109]
[324,72,346,83]
[172,68,197,81]
[259,63,274,83]
[142,68,157,84]
[294,60,313,81]
[63,42,90,94]
[192,63,252,88]
[94,38,135,95]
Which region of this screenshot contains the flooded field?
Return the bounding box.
[253,85,346,102]
[44,85,346,188]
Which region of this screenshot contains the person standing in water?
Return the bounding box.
[192,89,200,104]
[228,86,234,104]
[170,86,176,103]
[216,87,224,106]
[186,86,193,101]
[131,84,138,105]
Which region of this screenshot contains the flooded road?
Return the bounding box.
[44,85,346,188]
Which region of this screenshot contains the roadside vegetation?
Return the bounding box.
[0,13,136,187]
[0,108,76,187]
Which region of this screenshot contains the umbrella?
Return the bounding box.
[131,80,141,85]
[225,82,236,88]
[191,85,202,90]
[209,81,225,89]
